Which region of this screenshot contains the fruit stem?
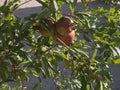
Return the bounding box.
[56,37,70,48]
[56,37,79,59]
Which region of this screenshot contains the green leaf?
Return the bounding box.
[28,69,39,77]
[65,0,77,14]
[110,46,120,56]
[83,34,92,42]
[86,84,90,90]
[81,76,88,90]
[36,0,49,8]
[40,68,46,78]
[90,48,97,62]
[3,0,8,6]
[113,31,120,36]
[74,48,89,58]
[54,50,67,59]
[100,81,103,90]
[38,9,51,18]
[64,59,72,69]
[40,19,50,32]
[113,57,120,64]
[93,33,111,45]
[81,0,88,8]
[0,32,6,49]
[109,8,115,14]
[50,0,59,20]
[31,83,39,90]
[42,59,51,78]
[110,38,120,46]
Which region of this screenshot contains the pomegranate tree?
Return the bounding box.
[0,0,119,90]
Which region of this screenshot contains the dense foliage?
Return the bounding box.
[0,0,120,89]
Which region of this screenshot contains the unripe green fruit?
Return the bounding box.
[56,16,75,35]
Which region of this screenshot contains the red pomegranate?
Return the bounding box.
[56,16,75,35]
[56,30,75,45]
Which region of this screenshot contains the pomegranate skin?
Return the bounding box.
[56,16,75,35]
[56,30,75,45]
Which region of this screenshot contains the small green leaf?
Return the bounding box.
[113,31,120,36]
[90,48,97,62]
[36,0,49,8]
[93,33,111,45]
[74,48,89,58]
[28,69,39,77]
[54,50,67,59]
[109,8,115,14]
[38,9,51,18]
[40,68,46,78]
[100,81,103,90]
[83,34,92,42]
[113,57,120,64]
[81,0,88,8]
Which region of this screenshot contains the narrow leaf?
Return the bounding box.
[113,57,120,64]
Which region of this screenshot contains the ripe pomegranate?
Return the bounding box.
[33,18,55,37]
[56,30,75,45]
[56,16,75,35]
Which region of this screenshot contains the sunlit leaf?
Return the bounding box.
[90,48,97,62]
[113,57,120,64]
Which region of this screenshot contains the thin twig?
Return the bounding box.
[0,79,14,84]
[36,43,58,59]
[24,43,57,68]
[56,37,70,49]
[56,37,78,58]
[18,0,33,7]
